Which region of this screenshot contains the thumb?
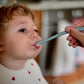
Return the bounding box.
[65,27,84,42]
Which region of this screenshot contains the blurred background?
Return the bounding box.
[1,0,84,84]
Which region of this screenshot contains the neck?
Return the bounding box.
[0,56,27,70]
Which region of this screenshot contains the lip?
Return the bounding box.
[33,41,40,49]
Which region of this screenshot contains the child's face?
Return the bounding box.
[1,15,42,60]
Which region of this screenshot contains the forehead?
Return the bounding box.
[11,15,35,26]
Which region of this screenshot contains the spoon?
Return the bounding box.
[36,27,84,46]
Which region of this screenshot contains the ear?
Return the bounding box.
[0,33,4,52]
[0,42,4,52]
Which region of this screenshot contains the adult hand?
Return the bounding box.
[65,18,84,48]
[65,26,84,48]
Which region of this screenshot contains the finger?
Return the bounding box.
[81,31,84,33]
[70,39,76,45]
[68,38,76,46]
[68,41,72,46]
[66,26,84,42]
[67,35,73,41]
[65,26,71,32]
[73,42,79,48]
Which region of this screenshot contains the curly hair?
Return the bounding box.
[0,3,36,32]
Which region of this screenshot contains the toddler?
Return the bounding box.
[0,3,64,84]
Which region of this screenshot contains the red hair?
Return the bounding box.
[0,3,36,32]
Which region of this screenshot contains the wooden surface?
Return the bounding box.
[44,64,84,84]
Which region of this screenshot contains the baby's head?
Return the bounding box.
[0,3,42,61]
[0,3,37,32]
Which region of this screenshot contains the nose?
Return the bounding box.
[30,31,38,39]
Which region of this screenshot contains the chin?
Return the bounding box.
[33,53,40,58]
[33,55,37,59]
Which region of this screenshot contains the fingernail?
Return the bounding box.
[70,43,73,46]
[66,28,71,32]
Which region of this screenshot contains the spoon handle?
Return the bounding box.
[37,27,84,46]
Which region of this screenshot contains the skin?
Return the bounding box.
[0,15,42,70]
[65,18,84,48]
[65,19,84,48]
[0,15,65,84]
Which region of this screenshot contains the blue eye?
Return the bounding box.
[19,29,26,32]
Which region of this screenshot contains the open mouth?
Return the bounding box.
[33,41,40,49]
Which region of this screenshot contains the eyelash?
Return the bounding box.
[18,28,26,32]
[18,28,38,33]
[34,29,38,33]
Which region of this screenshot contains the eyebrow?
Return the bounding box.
[16,22,29,26]
[16,21,36,29]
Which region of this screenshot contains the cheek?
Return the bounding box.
[5,36,30,52]
[13,39,30,50]
[6,41,29,56]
